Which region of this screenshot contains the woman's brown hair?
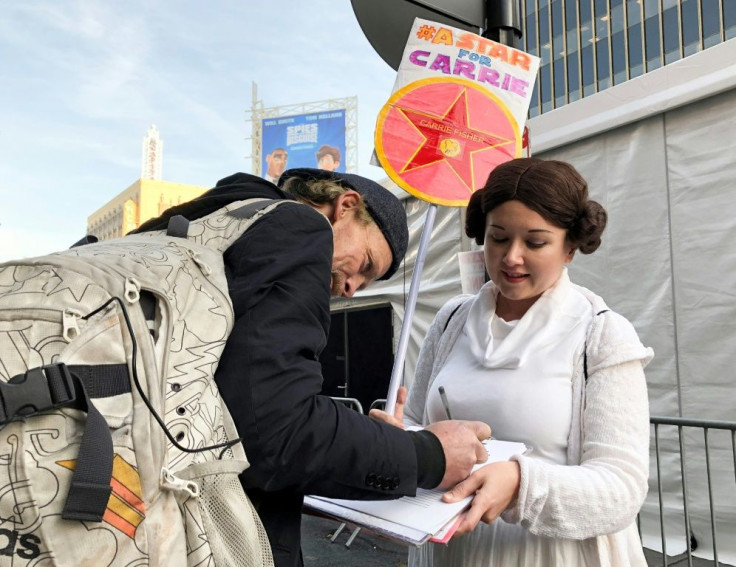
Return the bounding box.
[465,157,607,254]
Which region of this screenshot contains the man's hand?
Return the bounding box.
[425,420,491,490]
[369,392,491,490]
[369,386,407,429]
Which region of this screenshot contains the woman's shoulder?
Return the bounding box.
[573,285,654,370]
[438,293,474,317]
[420,294,474,348]
[434,293,474,330]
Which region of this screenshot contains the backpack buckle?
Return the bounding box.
[0,364,76,424]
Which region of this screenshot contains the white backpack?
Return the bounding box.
[0,198,291,566]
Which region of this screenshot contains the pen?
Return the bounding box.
[438,386,453,420]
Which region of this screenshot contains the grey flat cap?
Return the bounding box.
[278,168,408,280]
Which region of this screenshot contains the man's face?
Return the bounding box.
[328,195,392,298]
[266,150,288,177]
[317,154,339,171]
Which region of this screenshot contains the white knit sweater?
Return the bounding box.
[404,281,653,567]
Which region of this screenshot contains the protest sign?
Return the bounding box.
[375,18,540,206]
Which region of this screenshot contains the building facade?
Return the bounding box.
[522,0,736,115]
[87,179,208,241]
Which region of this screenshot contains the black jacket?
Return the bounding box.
[136,173,442,567]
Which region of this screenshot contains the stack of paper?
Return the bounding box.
[303,439,528,546]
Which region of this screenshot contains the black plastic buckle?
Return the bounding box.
[0,364,76,424]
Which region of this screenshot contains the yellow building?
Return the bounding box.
[87,179,208,240]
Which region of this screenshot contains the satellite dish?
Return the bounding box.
[350,0,483,71]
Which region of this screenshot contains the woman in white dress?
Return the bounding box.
[398,158,652,566]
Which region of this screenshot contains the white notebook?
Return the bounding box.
[304,439,529,546]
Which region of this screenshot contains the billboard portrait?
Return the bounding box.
[261,109,347,183]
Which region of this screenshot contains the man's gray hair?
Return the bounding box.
[277,168,409,280]
[280,177,375,226]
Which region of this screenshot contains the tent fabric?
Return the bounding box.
[536,87,736,564]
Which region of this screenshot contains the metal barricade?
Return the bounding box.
[369,398,387,412]
[331,396,364,415]
[646,416,736,567]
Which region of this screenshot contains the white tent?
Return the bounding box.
[340,38,736,563]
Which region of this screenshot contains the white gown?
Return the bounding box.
[409,282,591,567]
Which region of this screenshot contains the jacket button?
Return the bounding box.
[365,473,377,487]
[391,478,400,489]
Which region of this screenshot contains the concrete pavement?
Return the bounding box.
[300,513,730,567]
[302,513,407,567]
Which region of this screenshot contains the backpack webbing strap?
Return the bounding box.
[62,370,114,521]
[64,364,132,520]
[229,199,283,219]
[67,364,131,399]
[0,363,132,522]
[166,215,190,238]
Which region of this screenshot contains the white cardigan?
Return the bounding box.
[404,283,654,567]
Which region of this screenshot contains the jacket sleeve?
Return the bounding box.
[502,311,653,539]
[215,203,420,499]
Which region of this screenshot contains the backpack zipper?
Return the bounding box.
[62,308,83,342]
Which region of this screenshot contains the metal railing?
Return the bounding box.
[647,416,736,567]
[369,398,386,412]
[331,397,364,415]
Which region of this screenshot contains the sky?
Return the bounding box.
[0,0,399,261]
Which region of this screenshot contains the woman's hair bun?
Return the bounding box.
[573,200,607,254]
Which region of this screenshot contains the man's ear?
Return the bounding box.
[331,190,361,222]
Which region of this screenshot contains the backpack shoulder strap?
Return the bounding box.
[164,198,284,239]
[136,197,298,258]
[228,198,283,219]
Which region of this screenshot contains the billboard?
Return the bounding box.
[261,109,346,183]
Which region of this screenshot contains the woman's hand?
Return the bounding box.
[368,386,407,429]
[442,461,521,536]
